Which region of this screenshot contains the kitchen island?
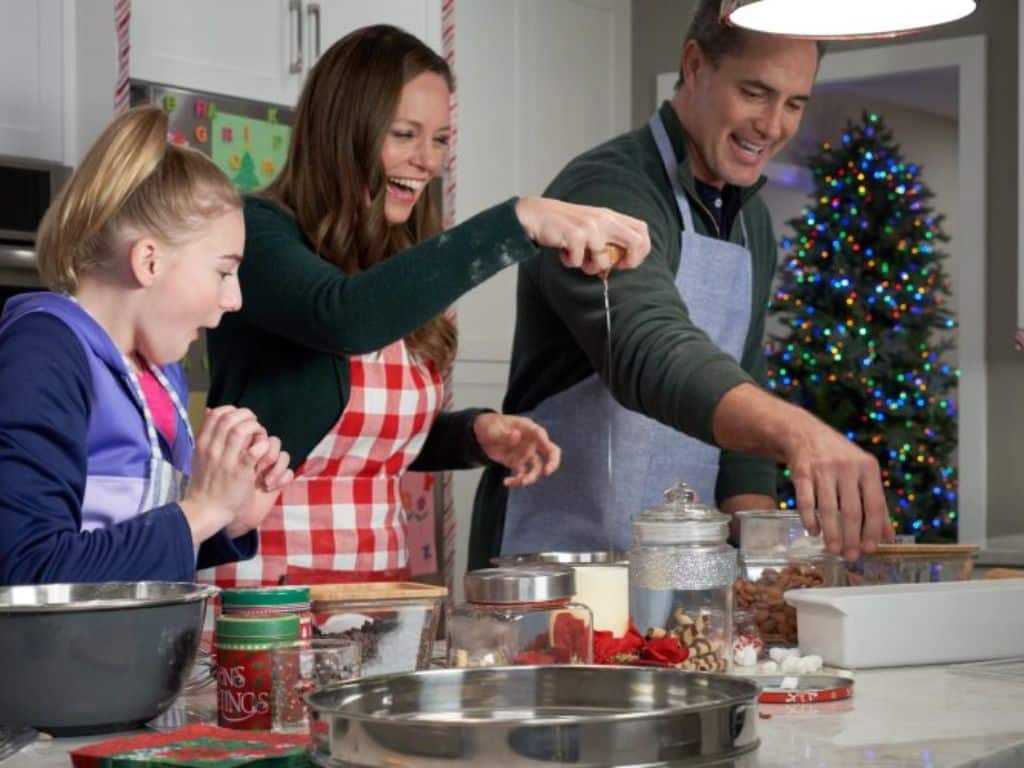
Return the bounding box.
[6,664,1024,767]
[755,664,1024,767]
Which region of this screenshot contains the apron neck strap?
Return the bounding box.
[121,356,195,464]
[649,110,747,244]
[649,110,695,233]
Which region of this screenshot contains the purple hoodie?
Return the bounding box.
[0,292,254,583]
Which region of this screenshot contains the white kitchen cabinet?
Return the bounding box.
[0,0,65,162]
[130,0,305,106]
[310,0,442,64]
[453,0,632,366]
[130,0,441,107]
[0,0,113,165]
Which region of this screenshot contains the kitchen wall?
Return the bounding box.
[63,0,119,166]
[631,0,1022,543]
[450,0,632,595]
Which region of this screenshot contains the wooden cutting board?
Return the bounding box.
[981,568,1024,580]
[309,581,448,603]
[864,544,978,557]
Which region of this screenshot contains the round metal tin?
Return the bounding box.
[307,665,761,767]
[752,674,855,704]
[490,550,628,567]
[464,566,576,604]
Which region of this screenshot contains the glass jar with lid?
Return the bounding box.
[447,567,593,668]
[489,551,630,637]
[733,509,844,647]
[628,485,737,672]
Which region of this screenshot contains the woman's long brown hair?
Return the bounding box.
[263,25,457,371]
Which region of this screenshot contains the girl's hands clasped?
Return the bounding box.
[225,434,294,539]
[473,412,561,488]
[179,406,292,544]
[514,196,651,275]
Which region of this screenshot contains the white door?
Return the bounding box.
[0,0,64,161]
[451,0,632,595]
[311,0,442,65]
[130,0,304,106]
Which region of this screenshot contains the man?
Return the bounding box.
[469,0,892,570]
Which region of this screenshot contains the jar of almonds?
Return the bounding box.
[733,557,845,646]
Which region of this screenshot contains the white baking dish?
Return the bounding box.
[785,580,1024,668]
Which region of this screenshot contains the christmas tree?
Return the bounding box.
[233,151,260,191]
[764,112,959,540]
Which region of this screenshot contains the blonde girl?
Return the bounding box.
[0,105,291,584]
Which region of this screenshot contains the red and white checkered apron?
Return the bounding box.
[202,339,442,587]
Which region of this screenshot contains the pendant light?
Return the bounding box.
[720,0,977,40]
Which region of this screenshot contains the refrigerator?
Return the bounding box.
[130,81,447,586]
[130,81,296,193]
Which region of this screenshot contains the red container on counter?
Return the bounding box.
[215,615,300,731]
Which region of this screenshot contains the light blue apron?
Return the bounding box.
[502,110,754,554]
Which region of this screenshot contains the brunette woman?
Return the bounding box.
[203,25,649,585]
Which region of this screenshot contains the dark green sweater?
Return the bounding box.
[470,102,778,569]
[207,197,539,471]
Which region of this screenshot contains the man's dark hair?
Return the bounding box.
[675,0,827,88]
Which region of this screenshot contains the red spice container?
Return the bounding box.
[215,615,300,731]
[447,567,593,667]
[220,586,312,650]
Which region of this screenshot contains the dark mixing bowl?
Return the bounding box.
[0,581,217,735]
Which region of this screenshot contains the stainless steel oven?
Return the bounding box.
[0,155,71,305]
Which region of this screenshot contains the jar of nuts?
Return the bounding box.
[733,557,844,647]
[628,486,738,673]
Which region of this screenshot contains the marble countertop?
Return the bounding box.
[6,663,1024,767]
[756,663,1024,767]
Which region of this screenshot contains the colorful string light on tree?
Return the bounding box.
[765,112,959,539]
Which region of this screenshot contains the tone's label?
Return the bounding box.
[216,649,273,730]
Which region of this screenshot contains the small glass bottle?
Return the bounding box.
[628,487,737,673]
[447,567,593,668]
[221,586,313,651]
[215,615,301,731]
[731,608,764,667]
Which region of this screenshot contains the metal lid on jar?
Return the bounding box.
[464,567,576,604]
[632,502,731,544]
[490,550,628,567]
[221,586,311,608]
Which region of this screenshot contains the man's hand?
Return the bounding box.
[712,383,893,561]
[781,414,891,561]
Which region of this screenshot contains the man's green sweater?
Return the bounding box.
[469,101,779,569]
[207,197,539,471]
